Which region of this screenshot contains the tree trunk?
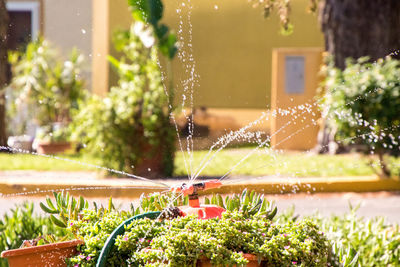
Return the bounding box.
[0,0,9,150]
[315,0,400,154]
[320,0,400,69]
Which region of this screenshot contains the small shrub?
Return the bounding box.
[70,0,177,178]
[313,207,400,267]
[38,191,331,266]
[66,210,330,267]
[71,26,175,178]
[323,56,400,177]
[7,38,85,141]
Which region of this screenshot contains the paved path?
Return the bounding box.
[1,192,400,223]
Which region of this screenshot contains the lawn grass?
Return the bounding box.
[174,148,377,178]
[0,149,382,177]
[0,153,100,171]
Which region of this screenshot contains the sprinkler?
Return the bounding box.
[171,180,226,219]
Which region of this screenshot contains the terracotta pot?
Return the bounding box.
[37,141,71,154]
[197,254,264,267]
[1,239,84,267]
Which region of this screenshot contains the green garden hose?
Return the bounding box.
[96,211,161,267]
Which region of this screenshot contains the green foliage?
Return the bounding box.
[311,206,400,267]
[71,26,175,176]
[204,188,277,219]
[0,203,69,267]
[248,0,294,35]
[8,38,85,140]
[39,190,277,265]
[67,210,329,267]
[40,191,89,228]
[123,213,330,266]
[322,57,400,177]
[127,0,177,59]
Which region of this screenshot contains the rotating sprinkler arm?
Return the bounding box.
[172,180,222,207]
[172,180,222,195]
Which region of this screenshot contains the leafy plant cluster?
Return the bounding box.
[71,0,177,177]
[40,191,89,228]
[7,38,85,141]
[71,26,174,177]
[38,191,331,266]
[5,191,400,267]
[313,205,400,267]
[38,190,280,266]
[117,212,329,267]
[204,189,277,219]
[322,56,400,177]
[0,202,69,267]
[128,0,178,60]
[66,210,329,267]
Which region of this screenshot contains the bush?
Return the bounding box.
[323,57,400,177]
[311,206,400,267]
[71,26,175,177]
[65,206,329,266]
[7,38,85,141]
[37,191,336,266]
[70,0,178,178]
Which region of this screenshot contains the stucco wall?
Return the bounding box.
[162,0,324,109]
[97,0,324,109]
[43,0,92,85]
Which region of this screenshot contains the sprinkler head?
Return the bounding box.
[171,180,224,218]
[169,180,226,219]
[171,180,222,196]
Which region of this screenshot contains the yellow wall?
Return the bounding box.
[270,48,323,150]
[162,0,324,108]
[92,0,324,109]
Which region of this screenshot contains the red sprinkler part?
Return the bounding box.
[172,180,225,219]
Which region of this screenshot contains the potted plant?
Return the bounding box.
[2,190,356,266]
[1,239,84,267]
[33,123,71,154]
[27,190,331,266]
[0,192,88,267]
[70,0,178,178]
[8,39,85,154]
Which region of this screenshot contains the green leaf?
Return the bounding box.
[107,55,120,70]
[46,197,57,211]
[78,196,85,211]
[50,215,67,228]
[267,207,277,220]
[128,0,163,25]
[108,197,115,212]
[39,202,58,214]
[217,195,225,209]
